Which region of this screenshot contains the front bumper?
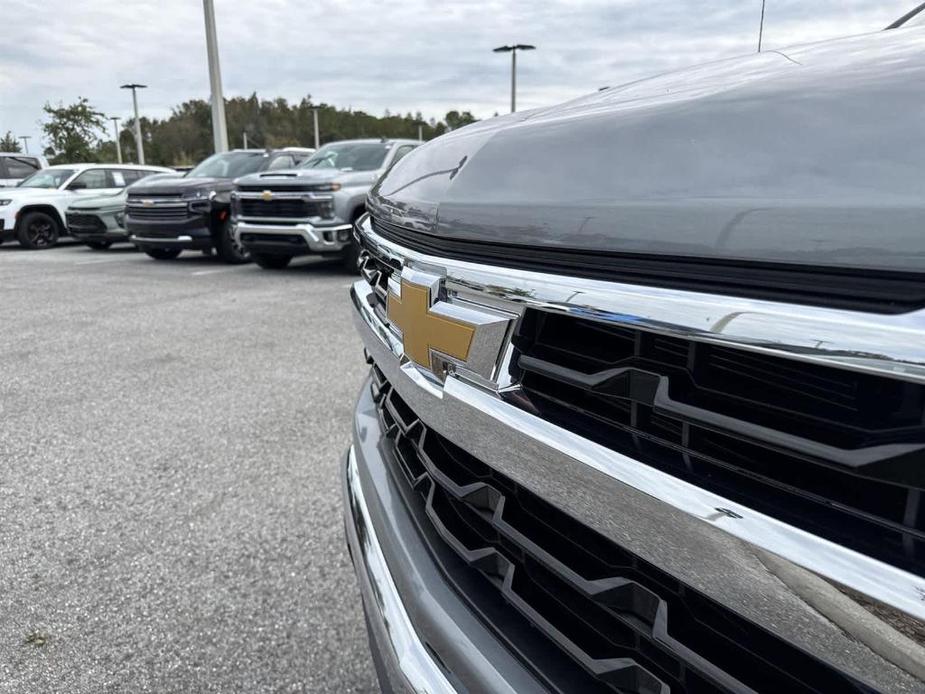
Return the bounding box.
[233,220,352,256]
[344,380,542,694]
[126,213,213,251]
[0,210,14,241]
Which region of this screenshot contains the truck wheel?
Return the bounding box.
[144,248,182,260]
[215,220,250,264]
[342,241,361,274]
[85,241,112,250]
[253,253,292,270]
[17,211,61,249]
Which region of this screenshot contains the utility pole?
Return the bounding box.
[109,116,122,163]
[492,44,536,113]
[758,0,767,52]
[417,123,423,142]
[203,0,229,153]
[120,84,147,164]
[243,131,248,148]
[312,107,320,149]
[18,136,30,153]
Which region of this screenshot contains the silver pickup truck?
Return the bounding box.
[231,138,419,270]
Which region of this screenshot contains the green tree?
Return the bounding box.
[444,110,478,131]
[0,131,21,152]
[41,97,106,164]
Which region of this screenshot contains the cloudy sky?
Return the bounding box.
[1,0,918,151]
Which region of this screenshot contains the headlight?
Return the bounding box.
[313,183,341,192]
[183,189,206,200]
[0,199,11,206]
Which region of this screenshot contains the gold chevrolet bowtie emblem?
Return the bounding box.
[387,277,475,368]
[261,190,273,201]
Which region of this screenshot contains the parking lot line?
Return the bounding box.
[75,257,134,265]
[191,267,241,276]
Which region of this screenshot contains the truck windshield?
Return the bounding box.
[300,142,391,172]
[17,169,75,189]
[187,152,270,179]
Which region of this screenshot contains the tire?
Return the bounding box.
[341,240,361,274]
[144,248,182,260]
[253,253,292,270]
[85,241,112,250]
[215,219,250,264]
[17,211,61,249]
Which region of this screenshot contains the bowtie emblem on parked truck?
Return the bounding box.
[385,267,513,381]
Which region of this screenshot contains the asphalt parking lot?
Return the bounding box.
[0,242,377,693]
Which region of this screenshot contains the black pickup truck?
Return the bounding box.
[125,148,313,263]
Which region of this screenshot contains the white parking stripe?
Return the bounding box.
[191,267,240,276]
[75,257,132,266]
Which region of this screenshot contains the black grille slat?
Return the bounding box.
[513,310,925,574]
[66,213,105,232]
[239,198,321,219]
[126,206,190,221]
[373,376,872,694]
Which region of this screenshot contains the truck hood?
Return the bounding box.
[370,26,925,274]
[127,176,229,195]
[235,167,377,189]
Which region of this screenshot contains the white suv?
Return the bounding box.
[0,153,48,187]
[0,163,173,249]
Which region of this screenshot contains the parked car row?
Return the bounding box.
[124,138,418,269]
[0,164,173,248]
[0,140,417,272]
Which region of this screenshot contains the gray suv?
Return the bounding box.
[231,139,419,270]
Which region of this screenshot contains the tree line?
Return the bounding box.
[5,95,481,165]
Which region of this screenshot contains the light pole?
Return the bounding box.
[109,116,122,163]
[757,0,767,52]
[18,136,31,154]
[312,107,320,149]
[203,0,229,153]
[120,83,147,164]
[492,44,535,113]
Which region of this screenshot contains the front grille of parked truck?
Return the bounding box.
[65,213,105,233]
[354,212,925,693]
[126,196,191,221]
[238,198,327,219]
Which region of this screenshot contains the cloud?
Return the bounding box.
[0,0,916,151]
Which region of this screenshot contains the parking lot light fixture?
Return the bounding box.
[493,44,535,113]
[109,116,122,163]
[120,83,147,164]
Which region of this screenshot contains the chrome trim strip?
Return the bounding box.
[358,215,925,384]
[126,199,186,207]
[233,191,334,200]
[345,446,456,694]
[130,235,194,243]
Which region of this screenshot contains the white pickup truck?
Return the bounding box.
[0,163,172,248]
